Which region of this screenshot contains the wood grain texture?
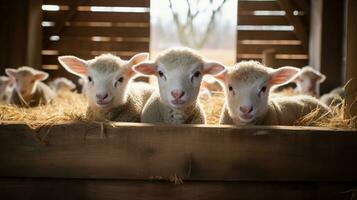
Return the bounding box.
[0,122,356,181]
[0,178,356,200]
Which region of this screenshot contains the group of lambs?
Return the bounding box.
[0,47,343,126]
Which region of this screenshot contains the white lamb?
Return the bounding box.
[5,66,55,107]
[58,53,154,122]
[216,61,331,126]
[77,77,88,95]
[293,66,326,97]
[133,47,225,124]
[50,77,76,93]
[0,76,14,104]
[320,87,344,107]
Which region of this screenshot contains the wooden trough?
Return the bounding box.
[0,122,357,199]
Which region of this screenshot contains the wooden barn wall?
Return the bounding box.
[237,0,310,68]
[41,0,150,82]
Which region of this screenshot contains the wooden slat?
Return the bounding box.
[44,11,150,23]
[46,40,149,52]
[238,15,289,25]
[44,26,149,37]
[0,122,357,181]
[43,53,141,65]
[238,30,298,40]
[237,44,305,54]
[238,1,281,12]
[44,0,150,7]
[1,178,356,200]
[236,58,308,68]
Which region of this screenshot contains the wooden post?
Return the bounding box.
[262,48,276,68]
[309,0,344,94]
[27,0,43,68]
[345,0,357,83]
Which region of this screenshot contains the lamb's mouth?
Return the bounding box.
[170,99,187,107]
[96,100,112,108]
[239,114,254,122]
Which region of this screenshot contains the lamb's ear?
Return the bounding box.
[127,53,149,76]
[133,61,157,75]
[316,72,326,83]
[203,61,226,76]
[5,68,17,78]
[269,66,300,86]
[34,71,49,81]
[58,56,87,78]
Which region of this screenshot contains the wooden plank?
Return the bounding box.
[46,40,149,52]
[238,15,289,25]
[238,30,298,40]
[237,44,305,54]
[0,122,356,181]
[1,178,356,200]
[43,53,142,65]
[277,0,309,51]
[345,0,357,83]
[44,26,149,37]
[43,12,150,23]
[44,0,150,7]
[238,1,281,12]
[275,58,308,67]
[309,0,344,94]
[27,0,43,67]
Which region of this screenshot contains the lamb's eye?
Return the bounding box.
[118,77,124,83]
[158,70,164,77]
[88,76,92,82]
[260,86,267,93]
[228,85,233,91]
[194,71,201,78]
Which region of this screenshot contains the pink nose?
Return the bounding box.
[171,90,185,99]
[240,106,253,114]
[96,93,108,100]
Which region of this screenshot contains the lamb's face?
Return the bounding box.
[294,67,325,96]
[85,64,131,109]
[5,67,48,98]
[134,48,226,109]
[224,72,270,124]
[58,53,149,110]
[217,61,300,125]
[155,62,204,108]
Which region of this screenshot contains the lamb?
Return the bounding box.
[58,53,154,122]
[293,66,326,97]
[320,87,344,107]
[133,47,226,124]
[50,77,76,93]
[5,66,55,107]
[77,77,88,95]
[0,76,14,104]
[216,61,331,126]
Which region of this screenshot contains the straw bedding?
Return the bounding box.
[0,90,356,129]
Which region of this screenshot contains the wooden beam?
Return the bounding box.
[345,0,357,83]
[27,0,43,68]
[1,178,356,200]
[0,122,357,181]
[309,0,344,94]
[277,0,309,51]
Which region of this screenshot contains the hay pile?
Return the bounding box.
[0,91,88,128]
[0,90,356,129]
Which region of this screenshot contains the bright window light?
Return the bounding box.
[237,25,294,31]
[42,5,60,11]
[41,21,55,27]
[89,6,149,13]
[253,10,286,16]
[49,35,60,41]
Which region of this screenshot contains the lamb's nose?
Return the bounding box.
[96,93,108,100]
[240,106,253,114]
[171,90,185,99]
